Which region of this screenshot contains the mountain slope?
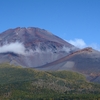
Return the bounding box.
[0,27,77,67]
[36,47,100,83]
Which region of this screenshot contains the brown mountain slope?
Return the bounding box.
[36,47,100,83]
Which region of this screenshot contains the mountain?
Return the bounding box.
[0,27,77,67]
[0,27,100,83]
[36,47,100,83]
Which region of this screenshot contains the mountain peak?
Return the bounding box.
[0,27,74,48]
[14,27,52,35]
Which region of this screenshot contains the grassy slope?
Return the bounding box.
[0,63,100,100]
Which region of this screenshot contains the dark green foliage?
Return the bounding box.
[0,63,100,100]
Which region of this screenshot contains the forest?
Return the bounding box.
[0,63,100,100]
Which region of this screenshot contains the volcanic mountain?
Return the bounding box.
[1,27,100,83]
[0,27,77,67]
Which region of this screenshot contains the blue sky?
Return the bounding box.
[0,0,100,49]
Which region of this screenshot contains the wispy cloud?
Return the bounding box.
[0,42,74,55]
[68,39,86,49]
[1,39,99,56]
[68,38,100,51]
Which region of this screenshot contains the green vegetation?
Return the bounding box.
[0,63,100,100]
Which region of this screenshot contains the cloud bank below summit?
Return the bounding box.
[0,39,99,55]
[0,42,74,55]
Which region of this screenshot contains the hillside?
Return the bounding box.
[36,47,100,83]
[0,63,100,100]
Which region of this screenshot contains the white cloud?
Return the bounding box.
[0,42,74,55]
[68,39,87,49]
[0,42,27,55]
[68,38,100,51]
[0,40,99,55]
